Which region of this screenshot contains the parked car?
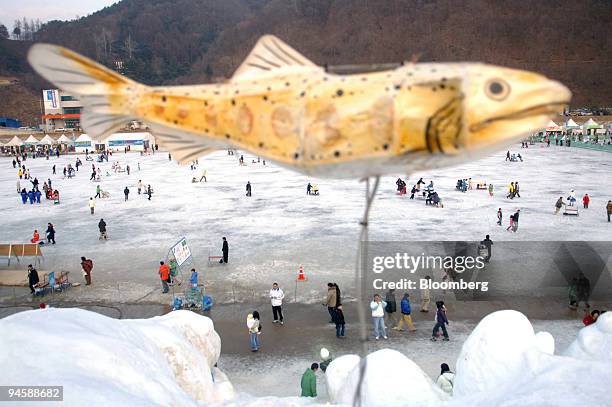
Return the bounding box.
[54,127,66,132]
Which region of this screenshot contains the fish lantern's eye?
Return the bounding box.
[485,79,510,101]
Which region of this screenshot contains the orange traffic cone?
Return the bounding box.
[297,265,306,281]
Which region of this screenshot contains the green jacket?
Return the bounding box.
[300,368,317,397]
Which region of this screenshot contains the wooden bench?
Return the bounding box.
[0,243,43,266]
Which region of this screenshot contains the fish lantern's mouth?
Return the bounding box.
[470,101,569,133]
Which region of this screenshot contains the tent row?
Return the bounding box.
[545,118,607,134]
[1,132,155,151]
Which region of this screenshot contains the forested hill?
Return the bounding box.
[1,0,610,124]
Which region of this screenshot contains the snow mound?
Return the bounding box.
[328,349,445,406]
[449,309,612,407]
[324,354,360,403]
[564,311,612,361]
[454,310,546,397]
[0,308,233,405]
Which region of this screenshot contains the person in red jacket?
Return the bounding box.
[30,230,40,244]
[80,256,93,285]
[583,309,599,326]
[582,194,590,209]
[159,261,170,293]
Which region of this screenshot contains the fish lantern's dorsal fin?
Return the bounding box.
[231,35,322,81]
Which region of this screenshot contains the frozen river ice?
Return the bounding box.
[0,143,610,302]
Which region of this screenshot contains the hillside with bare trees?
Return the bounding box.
[1,0,610,124]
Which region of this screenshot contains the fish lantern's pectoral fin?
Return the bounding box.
[148,123,225,164]
[231,35,323,81]
[425,87,465,154]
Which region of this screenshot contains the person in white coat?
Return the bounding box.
[270,282,285,324]
[370,294,388,340]
[436,363,455,395]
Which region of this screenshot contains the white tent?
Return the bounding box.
[40,134,56,145]
[582,118,602,129]
[57,134,73,144]
[545,120,561,131]
[74,133,93,152]
[5,136,24,147]
[24,135,40,145]
[564,118,580,129]
[104,132,156,151]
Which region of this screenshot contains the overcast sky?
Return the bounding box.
[0,0,119,31]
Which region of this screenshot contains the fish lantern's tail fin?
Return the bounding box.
[28,43,143,139]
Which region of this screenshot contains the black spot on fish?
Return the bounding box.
[161,96,167,102]
[440,84,446,90]
[441,77,447,82]
[361,77,368,81]
[336,89,344,96]
[231,99,236,105]
[285,82,290,87]
[235,90,240,94]
[263,96,268,101]
[204,101,208,106]
[334,151,341,157]
[225,134,231,139]
[394,84,401,90]
[205,129,209,133]
[310,155,315,160]
[432,87,437,92]
[267,87,272,91]
[383,144,389,150]
[323,77,328,81]
[300,91,306,97]
[173,120,178,124]
[385,87,389,92]
[214,91,219,95]
[293,153,299,159]
[259,142,264,148]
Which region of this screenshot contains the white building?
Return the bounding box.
[42,89,83,132]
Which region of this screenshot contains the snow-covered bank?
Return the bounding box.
[1,308,610,406]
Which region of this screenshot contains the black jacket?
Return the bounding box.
[222,240,229,253]
[98,220,107,232]
[333,308,345,325]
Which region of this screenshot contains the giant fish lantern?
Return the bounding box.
[28,35,570,178]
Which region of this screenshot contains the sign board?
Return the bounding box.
[43,90,60,110]
[108,139,145,147]
[171,237,192,267]
[75,141,92,147]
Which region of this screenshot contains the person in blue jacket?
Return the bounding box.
[35,189,41,204]
[20,189,28,204]
[393,293,417,332]
[189,268,198,288]
[28,190,35,204]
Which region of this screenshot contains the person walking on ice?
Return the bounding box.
[582,193,589,209]
[269,282,285,324]
[607,200,612,222]
[431,300,450,341]
[80,256,93,286]
[554,197,565,214]
[370,294,388,340]
[158,261,170,294]
[88,197,96,215]
[488,183,494,197]
[393,293,417,332]
[496,208,503,225]
[124,186,130,201]
[247,311,261,352]
[333,304,346,338]
[137,180,143,194]
[220,237,229,264]
[300,363,318,397]
[98,218,107,240]
[246,181,252,197]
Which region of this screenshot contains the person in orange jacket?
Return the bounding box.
[30,230,40,244]
[159,261,170,293]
